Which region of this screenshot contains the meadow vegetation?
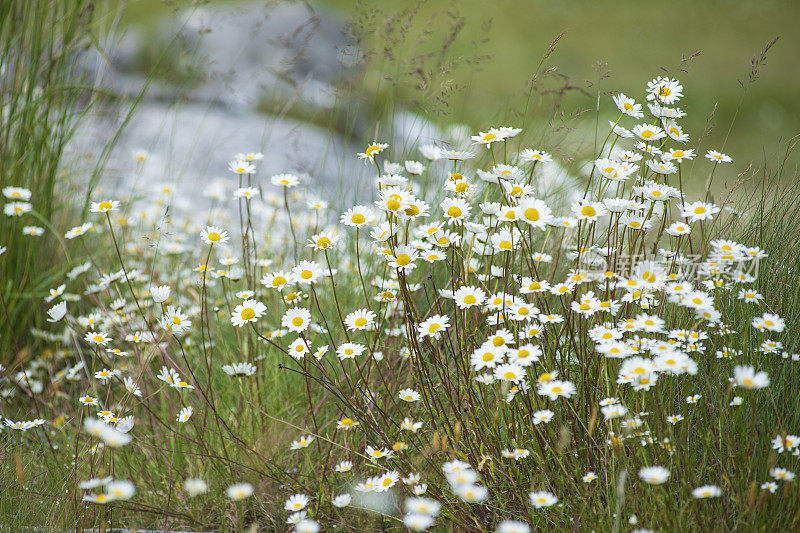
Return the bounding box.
[1,1,799,532]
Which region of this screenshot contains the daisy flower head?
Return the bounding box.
[417,314,450,340]
[494,363,526,383]
[231,299,267,327]
[733,365,770,390]
[528,491,558,508]
[85,331,111,346]
[357,142,389,160]
[471,128,504,147]
[3,186,32,200]
[537,380,576,400]
[161,305,192,335]
[222,362,257,377]
[290,435,315,450]
[292,261,323,285]
[638,466,670,485]
[705,150,732,164]
[572,200,608,222]
[681,201,720,223]
[399,388,421,402]
[226,482,254,501]
[233,187,259,199]
[344,308,376,331]
[47,301,67,322]
[612,93,644,118]
[307,231,340,251]
[440,148,476,161]
[631,123,666,141]
[453,286,486,309]
[441,197,471,223]
[404,513,435,532]
[519,149,552,164]
[532,409,554,425]
[332,493,352,507]
[288,338,311,359]
[177,406,193,423]
[281,307,311,332]
[270,173,300,187]
[388,245,419,272]
[65,222,93,239]
[184,478,208,497]
[341,205,373,227]
[261,270,294,291]
[200,226,230,245]
[336,342,365,360]
[150,285,171,303]
[335,460,353,473]
[337,417,359,430]
[376,471,400,492]
[90,200,120,213]
[234,151,263,161]
[770,467,796,482]
[692,485,722,499]
[646,76,683,104]
[228,159,256,174]
[517,197,552,229]
[22,226,44,237]
[454,483,489,503]
[285,493,310,512]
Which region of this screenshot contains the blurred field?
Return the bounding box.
[118,0,799,188]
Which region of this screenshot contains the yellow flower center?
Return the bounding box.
[301,270,312,279]
[396,253,411,266]
[524,207,540,221]
[463,295,476,304]
[207,232,221,241]
[503,371,516,380]
[317,237,331,248]
[291,316,303,326]
[482,352,494,362]
[351,213,365,224]
[99,201,113,210]
[581,205,597,217]
[354,317,367,327]
[447,206,462,218]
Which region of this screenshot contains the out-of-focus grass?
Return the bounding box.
[118,0,799,184]
[329,0,799,176]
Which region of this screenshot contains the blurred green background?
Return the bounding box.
[119,0,799,178]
